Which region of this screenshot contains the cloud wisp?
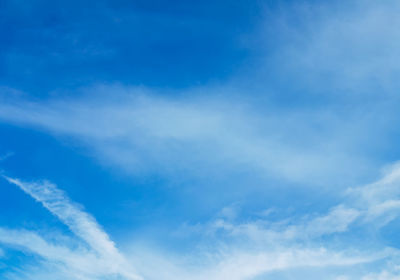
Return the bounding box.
[0,152,14,162]
[145,162,400,280]
[205,161,400,244]
[0,176,142,280]
[2,163,400,279]
[0,86,382,190]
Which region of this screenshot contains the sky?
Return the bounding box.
[1,0,400,279]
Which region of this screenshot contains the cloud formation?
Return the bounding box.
[1,0,400,279]
[1,176,142,280]
[0,85,382,190]
[3,162,400,279]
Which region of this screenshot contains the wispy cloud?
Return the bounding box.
[1,164,400,279]
[0,86,381,189]
[146,162,400,279]
[362,270,400,280]
[1,1,400,279]
[1,176,142,280]
[0,84,398,279]
[3,177,119,257]
[0,152,14,161]
[208,161,400,240]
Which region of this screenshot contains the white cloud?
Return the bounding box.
[0,86,380,190]
[199,204,360,247]
[128,239,395,280]
[0,228,100,279]
[0,172,394,280]
[2,163,400,279]
[196,249,370,280]
[362,271,400,280]
[197,248,376,280]
[152,162,400,279]
[3,177,119,257]
[1,176,142,280]
[346,162,400,226]
[203,162,400,245]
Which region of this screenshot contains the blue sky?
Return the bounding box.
[1,0,400,279]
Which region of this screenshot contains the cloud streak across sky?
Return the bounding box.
[1,176,141,280]
[0,85,386,190]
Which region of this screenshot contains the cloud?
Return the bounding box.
[1,1,400,195]
[1,176,142,280]
[3,177,119,257]
[127,243,384,280]
[208,161,400,241]
[1,1,400,279]
[0,228,100,279]
[195,204,361,247]
[0,85,398,279]
[346,162,400,226]
[198,248,377,280]
[130,236,396,280]
[146,162,400,279]
[2,163,400,279]
[0,152,14,161]
[362,270,400,280]
[0,85,383,191]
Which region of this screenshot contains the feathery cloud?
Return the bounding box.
[1,176,142,280]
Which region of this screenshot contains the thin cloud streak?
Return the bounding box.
[1,176,142,280]
[3,176,118,257]
[0,88,379,188]
[0,152,14,161]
